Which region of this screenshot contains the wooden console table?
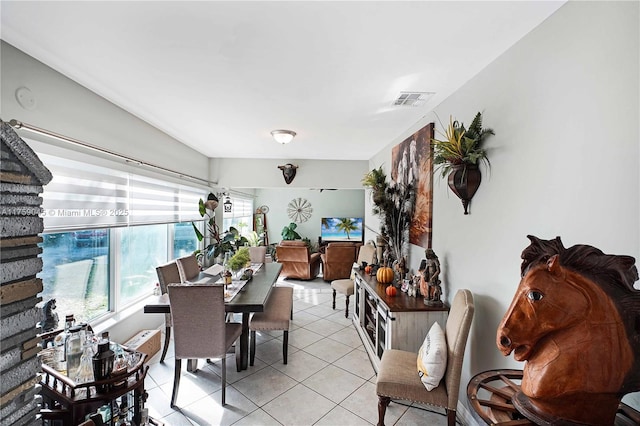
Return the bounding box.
[353,270,449,372]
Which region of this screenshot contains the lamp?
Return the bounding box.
[271,129,296,145]
[223,196,233,213]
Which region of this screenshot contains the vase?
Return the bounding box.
[447,164,481,215]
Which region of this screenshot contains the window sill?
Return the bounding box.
[91,296,151,337]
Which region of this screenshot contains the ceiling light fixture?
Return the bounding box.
[271,129,296,144]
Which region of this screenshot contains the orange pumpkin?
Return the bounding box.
[385,285,397,297]
[377,266,394,284]
[364,265,373,275]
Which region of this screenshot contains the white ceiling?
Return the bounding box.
[1,1,565,161]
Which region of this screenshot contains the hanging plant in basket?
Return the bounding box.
[431,112,494,214]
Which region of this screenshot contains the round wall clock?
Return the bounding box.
[287,198,312,223]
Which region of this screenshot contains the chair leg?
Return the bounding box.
[344,295,350,318]
[332,289,336,309]
[283,330,289,364]
[160,326,171,363]
[250,330,256,366]
[447,409,456,426]
[377,395,391,426]
[171,359,182,408]
[235,338,241,372]
[221,356,227,406]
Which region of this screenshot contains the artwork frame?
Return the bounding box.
[391,123,434,249]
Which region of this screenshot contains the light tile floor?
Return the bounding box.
[144,276,450,425]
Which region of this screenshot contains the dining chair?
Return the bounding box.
[249,246,267,264]
[249,286,293,366]
[175,254,200,282]
[331,241,376,317]
[168,283,242,407]
[376,289,475,426]
[155,261,181,363]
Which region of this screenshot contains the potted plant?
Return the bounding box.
[281,222,301,240]
[191,198,248,265]
[431,112,494,214]
[361,167,414,279]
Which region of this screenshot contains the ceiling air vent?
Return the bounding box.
[392,91,434,107]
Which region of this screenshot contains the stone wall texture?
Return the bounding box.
[1,121,52,426]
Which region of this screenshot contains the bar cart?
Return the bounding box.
[39,346,148,425]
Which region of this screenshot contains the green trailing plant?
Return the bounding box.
[281,222,301,240]
[431,112,494,178]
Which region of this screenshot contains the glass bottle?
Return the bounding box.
[53,314,75,372]
[65,325,84,379]
[74,338,95,384]
[223,251,233,286]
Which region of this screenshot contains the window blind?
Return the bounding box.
[37,152,205,231]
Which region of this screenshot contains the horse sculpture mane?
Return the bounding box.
[521,235,640,394]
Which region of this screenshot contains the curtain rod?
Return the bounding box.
[7,119,217,187]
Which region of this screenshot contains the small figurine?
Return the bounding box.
[421,248,443,306]
[38,298,59,333]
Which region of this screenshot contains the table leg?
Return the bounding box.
[240,313,249,370]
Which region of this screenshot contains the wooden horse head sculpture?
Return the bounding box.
[497,235,640,425]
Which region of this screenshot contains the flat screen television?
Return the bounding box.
[320,217,364,242]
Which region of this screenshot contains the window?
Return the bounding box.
[39,222,201,323]
[174,222,198,258]
[222,196,254,237]
[40,230,110,323]
[118,224,168,306]
[33,143,206,326]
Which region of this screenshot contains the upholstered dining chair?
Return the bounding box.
[331,241,376,318]
[376,289,475,426]
[155,261,182,363]
[249,246,267,264]
[168,283,242,407]
[249,286,293,366]
[175,254,200,282]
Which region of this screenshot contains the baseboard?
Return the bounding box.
[457,400,480,426]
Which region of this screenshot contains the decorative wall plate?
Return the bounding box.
[259,205,269,213]
[287,198,312,223]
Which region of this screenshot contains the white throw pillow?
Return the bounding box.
[417,322,447,391]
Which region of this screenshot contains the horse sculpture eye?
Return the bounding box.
[527,290,544,301]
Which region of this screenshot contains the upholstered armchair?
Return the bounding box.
[276,240,321,280]
[320,242,361,282]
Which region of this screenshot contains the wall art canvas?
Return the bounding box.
[391,123,434,248]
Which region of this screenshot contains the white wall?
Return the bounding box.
[1,41,211,182]
[369,1,639,418]
[255,188,365,246]
[212,158,368,190]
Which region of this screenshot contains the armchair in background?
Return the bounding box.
[320,242,362,282]
[275,240,321,280]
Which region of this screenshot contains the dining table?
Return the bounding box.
[144,262,282,371]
